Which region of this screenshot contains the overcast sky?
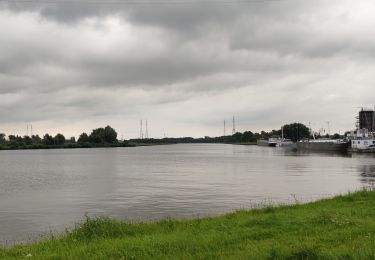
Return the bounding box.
[1,0,375,138]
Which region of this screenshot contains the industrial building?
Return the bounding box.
[357,108,375,132]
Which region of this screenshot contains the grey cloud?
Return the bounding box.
[1,0,375,137]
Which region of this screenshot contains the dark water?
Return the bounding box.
[1,144,375,245]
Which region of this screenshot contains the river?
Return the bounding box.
[0,144,374,244]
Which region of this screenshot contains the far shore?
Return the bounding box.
[0,142,258,151]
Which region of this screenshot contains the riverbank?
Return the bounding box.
[1,190,374,259]
[0,142,253,151]
[0,142,176,150]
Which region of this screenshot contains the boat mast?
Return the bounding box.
[309,122,315,140]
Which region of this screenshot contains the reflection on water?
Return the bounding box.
[0,144,375,245]
[360,165,375,187]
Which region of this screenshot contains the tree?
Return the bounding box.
[231,132,243,142]
[54,133,66,145]
[103,125,117,143]
[31,135,42,144]
[0,133,5,144]
[43,134,54,145]
[78,133,90,143]
[242,131,255,142]
[89,126,118,144]
[89,128,105,143]
[23,136,32,145]
[281,123,310,142]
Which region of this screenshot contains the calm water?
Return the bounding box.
[1,144,375,245]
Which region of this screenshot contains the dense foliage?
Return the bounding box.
[281,122,311,142]
[0,125,120,150]
[130,123,316,144]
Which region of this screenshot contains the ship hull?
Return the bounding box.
[297,142,348,152]
[348,148,375,153]
[257,140,270,147]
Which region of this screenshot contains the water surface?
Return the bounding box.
[0,144,374,244]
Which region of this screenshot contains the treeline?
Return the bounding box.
[129,132,258,145]
[0,122,343,150]
[130,123,316,144]
[0,125,132,150]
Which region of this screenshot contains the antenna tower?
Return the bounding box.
[145,120,149,139]
[223,120,226,136]
[140,120,143,139]
[232,115,236,135]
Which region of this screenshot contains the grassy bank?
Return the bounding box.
[1,190,375,259]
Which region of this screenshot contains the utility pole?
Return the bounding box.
[223,120,226,136]
[326,121,330,136]
[232,115,236,135]
[145,120,149,139]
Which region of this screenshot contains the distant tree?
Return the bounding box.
[260,131,269,139]
[9,135,22,143]
[31,135,42,144]
[0,133,5,144]
[103,125,118,143]
[242,131,255,142]
[270,129,281,137]
[281,123,310,142]
[8,135,17,141]
[89,126,118,144]
[77,133,90,143]
[43,134,54,145]
[54,133,66,145]
[231,132,243,142]
[89,128,105,143]
[23,136,32,145]
[253,132,261,140]
[333,133,341,139]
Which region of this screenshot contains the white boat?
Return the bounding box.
[349,129,375,153]
[257,127,294,148]
[276,127,294,147]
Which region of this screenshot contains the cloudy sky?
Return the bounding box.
[1,0,375,138]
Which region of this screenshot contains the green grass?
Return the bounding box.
[1,190,375,259]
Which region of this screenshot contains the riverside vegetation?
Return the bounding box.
[0,122,318,150]
[1,190,374,259]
